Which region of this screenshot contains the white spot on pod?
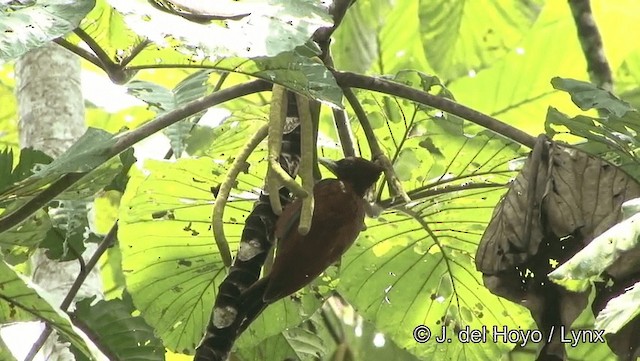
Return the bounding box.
[236,239,263,261]
[213,305,238,328]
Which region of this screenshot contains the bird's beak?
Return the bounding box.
[318,158,338,176]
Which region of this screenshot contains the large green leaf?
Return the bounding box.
[0,0,96,61]
[0,260,98,359]
[419,0,538,79]
[108,0,330,58]
[73,295,165,361]
[83,0,343,105]
[338,139,532,359]
[118,157,224,353]
[333,0,432,76]
[448,1,588,136]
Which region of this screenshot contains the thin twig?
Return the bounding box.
[119,39,151,68]
[343,87,411,203]
[53,38,102,69]
[333,108,357,157]
[73,28,132,83]
[321,47,357,158]
[73,28,113,69]
[24,224,119,361]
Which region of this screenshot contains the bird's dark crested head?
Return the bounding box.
[319,157,383,197]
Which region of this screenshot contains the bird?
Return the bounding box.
[236,156,383,334]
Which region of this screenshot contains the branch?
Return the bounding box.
[0,80,271,234]
[53,38,102,69]
[568,0,613,92]
[73,28,135,84]
[119,39,151,68]
[333,71,537,149]
[313,0,354,48]
[111,80,270,157]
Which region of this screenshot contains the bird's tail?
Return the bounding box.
[236,277,270,336]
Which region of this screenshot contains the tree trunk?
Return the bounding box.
[15,42,103,360]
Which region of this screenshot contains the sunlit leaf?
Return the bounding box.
[595,281,640,334]
[549,212,640,292]
[87,0,342,105]
[0,0,96,61]
[448,1,587,136]
[108,0,330,58]
[419,0,538,79]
